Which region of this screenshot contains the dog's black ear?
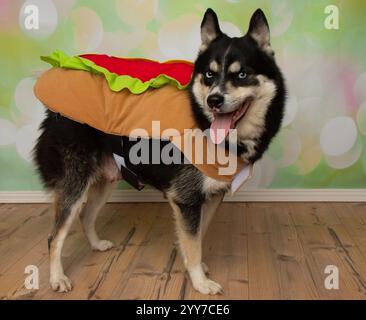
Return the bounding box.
[247,9,273,56]
[200,8,222,50]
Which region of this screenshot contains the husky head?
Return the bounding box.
[189,8,286,162]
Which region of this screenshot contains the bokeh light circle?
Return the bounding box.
[14,77,44,122]
[220,21,242,37]
[97,30,145,56]
[279,129,302,167]
[354,72,366,103]
[295,136,322,175]
[269,128,302,168]
[15,124,40,162]
[157,14,201,61]
[320,116,357,156]
[71,7,103,51]
[325,138,362,169]
[269,0,293,37]
[0,118,16,146]
[357,101,366,136]
[116,0,158,26]
[282,94,298,127]
[158,15,242,61]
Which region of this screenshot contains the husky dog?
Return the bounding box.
[34,8,286,295]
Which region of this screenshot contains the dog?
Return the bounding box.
[33,8,286,295]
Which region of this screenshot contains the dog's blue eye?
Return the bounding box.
[205,71,213,79]
[238,72,247,79]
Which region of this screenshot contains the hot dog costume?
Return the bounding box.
[34,51,253,193]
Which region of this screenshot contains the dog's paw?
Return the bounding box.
[50,274,73,293]
[92,239,114,252]
[201,262,209,275]
[193,278,223,295]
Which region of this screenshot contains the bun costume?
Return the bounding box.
[34,51,252,193]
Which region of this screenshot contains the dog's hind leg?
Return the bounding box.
[49,183,89,293]
[168,197,223,295]
[80,179,117,251]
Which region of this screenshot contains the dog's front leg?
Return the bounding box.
[201,192,225,239]
[200,192,225,274]
[168,198,223,295]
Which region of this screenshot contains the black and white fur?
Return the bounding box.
[33,8,286,295]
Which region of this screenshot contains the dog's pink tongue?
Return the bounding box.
[210,113,234,144]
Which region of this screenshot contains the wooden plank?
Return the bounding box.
[327,224,366,297]
[159,203,249,300]
[1,203,366,300]
[0,204,33,225]
[3,204,121,299]
[247,203,281,299]
[269,204,319,299]
[36,203,125,299]
[224,203,249,300]
[86,203,160,299]
[333,203,366,258]
[292,203,366,299]
[0,205,51,275]
[116,204,176,299]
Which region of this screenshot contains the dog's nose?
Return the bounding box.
[207,94,224,109]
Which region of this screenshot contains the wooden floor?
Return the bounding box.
[1,202,366,300]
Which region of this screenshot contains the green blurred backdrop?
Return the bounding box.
[0,0,365,190]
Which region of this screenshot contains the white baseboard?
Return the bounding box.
[0,189,365,203]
